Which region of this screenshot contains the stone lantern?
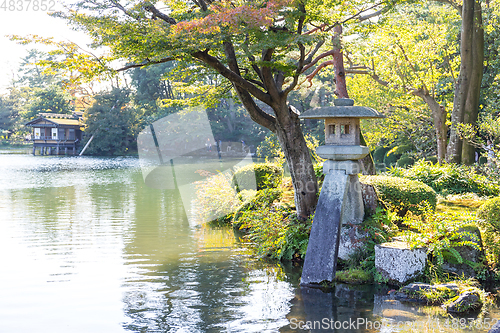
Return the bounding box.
[299,98,384,286]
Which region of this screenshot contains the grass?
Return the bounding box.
[437,193,486,216]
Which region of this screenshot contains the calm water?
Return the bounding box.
[0,152,499,333]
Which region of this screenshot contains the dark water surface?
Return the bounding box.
[0,152,499,333]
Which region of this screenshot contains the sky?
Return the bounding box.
[0,1,90,93]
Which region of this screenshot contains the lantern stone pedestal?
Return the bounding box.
[299,98,383,286]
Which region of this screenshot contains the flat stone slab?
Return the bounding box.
[300,170,348,285]
[375,242,426,285]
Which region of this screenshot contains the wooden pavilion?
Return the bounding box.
[25,112,84,155]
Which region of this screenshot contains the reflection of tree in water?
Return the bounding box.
[122,185,294,332]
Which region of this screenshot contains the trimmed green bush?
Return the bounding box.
[397,154,415,168]
[386,160,500,196]
[360,175,437,216]
[232,163,283,191]
[426,156,438,164]
[373,146,390,163]
[478,197,500,231]
[384,151,401,166]
[479,156,488,165]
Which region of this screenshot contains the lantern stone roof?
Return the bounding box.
[299,98,385,119]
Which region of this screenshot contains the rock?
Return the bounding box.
[489,319,500,333]
[394,282,459,303]
[361,183,379,215]
[441,225,483,278]
[338,224,368,260]
[375,241,426,285]
[444,290,482,313]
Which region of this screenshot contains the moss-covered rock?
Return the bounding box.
[360,175,437,216]
[232,163,283,192]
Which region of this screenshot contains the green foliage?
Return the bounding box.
[477,197,500,231]
[396,154,415,168]
[195,171,243,223]
[401,207,482,267]
[24,85,74,120]
[477,197,500,267]
[386,160,500,196]
[373,146,390,163]
[82,88,142,155]
[238,208,311,261]
[335,269,373,284]
[256,132,285,162]
[341,208,399,276]
[360,175,437,217]
[0,90,22,137]
[417,286,459,305]
[232,163,283,192]
[383,149,401,167]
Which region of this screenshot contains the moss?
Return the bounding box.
[360,175,437,216]
[385,160,500,196]
[417,286,459,304]
[232,163,283,191]
[335,269,373,284]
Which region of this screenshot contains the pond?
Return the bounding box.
[0,152,499,332]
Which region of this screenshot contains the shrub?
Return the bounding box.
[386,160,500,196]
[426,156,438,164]
[238,208,311,261]
[396,154,415,168]
[233,188,282,222]
[373,146,390,163]
[479,156,488,165]
[401,208,481,267]
[477,197,500,267]
[232,163,283,191]
[383,151,401,166]
[195,171,242,223]
[360,175,437,216]
[477,197,500,231]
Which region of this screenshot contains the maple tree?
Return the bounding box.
[40,0,391,218]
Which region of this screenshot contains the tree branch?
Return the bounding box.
[192,50,272,105]
[304,40,325,65]
[116,57,176,71]
[341,2,386,24]
[260,48,281,102]
[283,42,306,95]
[143,4,177,24]
[222,41,276,131]
[301,50,335,73]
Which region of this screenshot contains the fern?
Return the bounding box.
[401,205,482,269]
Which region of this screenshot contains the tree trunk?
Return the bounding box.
[333,24,376,175]
[413,90,448,163]
[446,0,483,164]
[274,103,319,219]
[461,2,484,165]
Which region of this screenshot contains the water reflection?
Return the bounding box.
[1,153,499,333]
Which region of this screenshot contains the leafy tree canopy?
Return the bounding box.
[83,88,143,155]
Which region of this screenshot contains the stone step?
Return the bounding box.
[375,241,426,285]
